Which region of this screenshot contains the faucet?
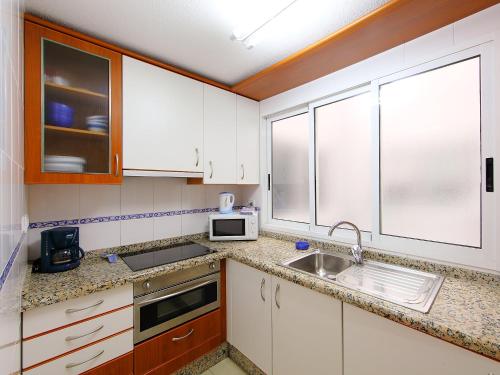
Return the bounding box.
[328,221,364,264]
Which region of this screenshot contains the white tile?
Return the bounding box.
[404,25,453,66]
[28,184,79,222]
[27,227,43,260]
[181,212,208,235]
[120,218,153,245]
[79,184,120,218]
[121,177,154,215]
[1,151,13,265]
[154,215,182,240]
[79,221,121,252]
[153,178,182,212]
[209,358,246,375]
[454,4,500,46]
[181,184,206,210]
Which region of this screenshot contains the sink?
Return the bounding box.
[280,251,354,281]
[279,250,444,313]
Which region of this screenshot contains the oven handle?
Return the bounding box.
[136,279,217,306]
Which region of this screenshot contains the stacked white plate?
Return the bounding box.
[86,115,108,133]
[45,155,86,173]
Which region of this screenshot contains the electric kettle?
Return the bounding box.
[219,192,235,214]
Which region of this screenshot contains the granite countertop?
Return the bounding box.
[22,234,500,361]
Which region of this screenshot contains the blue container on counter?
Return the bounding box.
[295,241,310,250]
[46,102,74,127]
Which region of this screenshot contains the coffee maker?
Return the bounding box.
[33,227,85,273]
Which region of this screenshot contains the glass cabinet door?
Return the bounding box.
[25,21,122,184]
[42,39,111,174]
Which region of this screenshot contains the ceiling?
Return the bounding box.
[25,0,389,86]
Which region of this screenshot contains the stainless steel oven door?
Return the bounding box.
[133,272,220,344]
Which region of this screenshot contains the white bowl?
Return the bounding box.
[45,155,86,165]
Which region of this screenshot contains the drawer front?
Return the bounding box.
[23,306,133,369]
[80,352,133,375]
[23,285,133,338]
[134,309,222,375]
[23,329,133,375]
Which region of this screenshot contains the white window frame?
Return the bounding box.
[266,106,310,232]
[263,43,496,271]
[308,85,374,245]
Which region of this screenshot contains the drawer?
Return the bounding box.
[134,309,222,375]
[23,329,133,375]
[23,285,133,338]
[23,306,133,369]
[80,352,133,375]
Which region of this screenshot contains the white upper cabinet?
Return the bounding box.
[237,96,260,184]
[203,84,237,184]
[123,56,203,174]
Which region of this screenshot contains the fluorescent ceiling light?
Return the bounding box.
[231,0,298,49]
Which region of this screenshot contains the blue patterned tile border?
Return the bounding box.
[29,206,259,229]
[0,233,25,293]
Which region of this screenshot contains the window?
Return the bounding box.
[266,47,494,269]
[315,91,372,231]
[271,112,309,223]
[379,57,481,247]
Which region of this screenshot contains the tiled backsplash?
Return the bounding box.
[27,177,260,259]
[0,0,26,374]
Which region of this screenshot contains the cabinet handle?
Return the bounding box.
[65,350,104,368]
[275,284,280,309]
[195,148,199,167]
[65,325,104,341]
[209,161,213,179]
[241,164,245,180]
[260,278,266,302]
[65,300,104,314]
[172,328,194,342]
[114,154,119,177]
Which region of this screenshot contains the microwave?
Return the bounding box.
[209,212,258,241]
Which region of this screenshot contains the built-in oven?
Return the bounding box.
[133,261,220,344]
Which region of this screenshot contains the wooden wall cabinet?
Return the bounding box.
[25,21,123,184]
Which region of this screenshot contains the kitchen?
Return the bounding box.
[1,0,500,374]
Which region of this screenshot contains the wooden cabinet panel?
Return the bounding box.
[226,260,272,374]
[271,277,343,375]
[134,309,223,375]
[24,20,122,184]
[343,303,500,375]
[203,85,237,184]
[80,351,133,375]
[122,56,203,174]
[236,96,260,185]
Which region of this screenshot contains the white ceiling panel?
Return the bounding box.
[25,0,389,85]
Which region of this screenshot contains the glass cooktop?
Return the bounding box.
[120,242,215,272]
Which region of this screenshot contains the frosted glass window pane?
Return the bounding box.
[380,57,481,247]
[315,92,372,231]
[272,113,309,223]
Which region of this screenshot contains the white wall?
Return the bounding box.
[259,4,500,272]
[0,0,27,374]
[27,178,258,259]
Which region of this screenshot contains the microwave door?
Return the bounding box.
[212,219,246,237]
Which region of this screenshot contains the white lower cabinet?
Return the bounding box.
[227,260,272,374]
[343,303,500,375]
[227,260,342,375]
[271,277,343,375]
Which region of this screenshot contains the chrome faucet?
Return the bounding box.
[328,221,364,264]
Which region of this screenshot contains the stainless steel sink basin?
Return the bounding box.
[280,251,354,282]
[279,250,444,313]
